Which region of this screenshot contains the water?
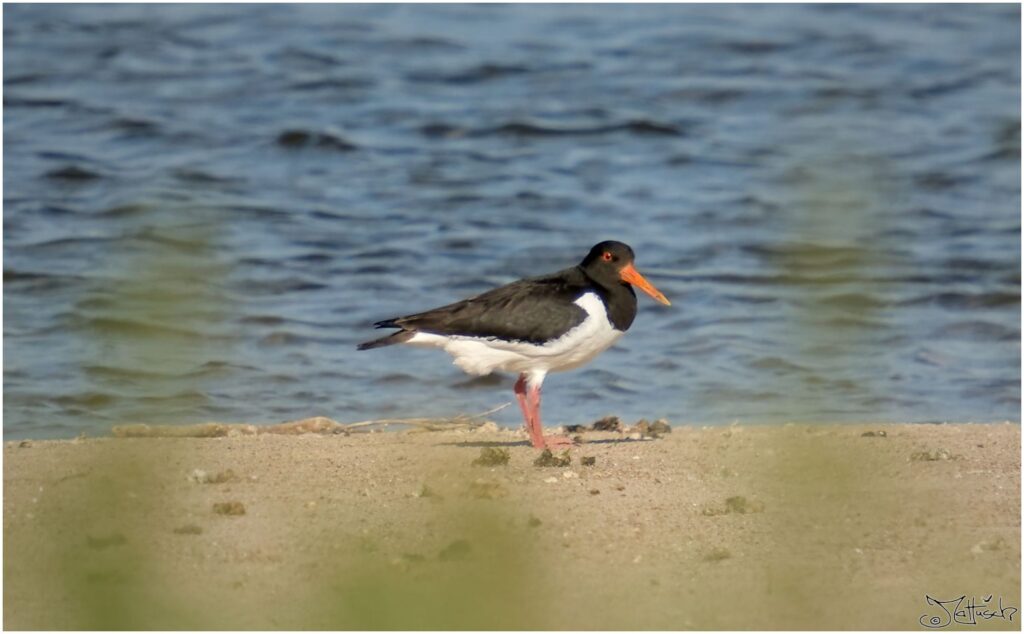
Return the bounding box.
[4,4,1020,439]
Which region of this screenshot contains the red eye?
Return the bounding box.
[602,252,613,262]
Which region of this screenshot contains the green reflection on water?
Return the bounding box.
[76,204,233,426]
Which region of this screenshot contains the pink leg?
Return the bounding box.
[515,374,545,449]
[526,381,576,450]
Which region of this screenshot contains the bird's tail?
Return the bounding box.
[356,321,415,350]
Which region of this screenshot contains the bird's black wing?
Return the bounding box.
[379,267,593,345]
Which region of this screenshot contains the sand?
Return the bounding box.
[3,422,1020,630]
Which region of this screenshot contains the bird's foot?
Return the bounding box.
[542,434,578,450]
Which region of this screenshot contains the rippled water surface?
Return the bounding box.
[4,4,1020,439]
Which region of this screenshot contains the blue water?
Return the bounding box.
[4,4,1020,439]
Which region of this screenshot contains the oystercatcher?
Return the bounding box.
[358,241,671,449]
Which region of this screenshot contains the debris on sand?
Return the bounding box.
[18,440,32,448]
[438,539,472,561]
[390,553,426,572]
[534,449,571,467]
[704,547,732,562]
[112,407,506,438]
[910,449,960,462]
[725,496,764,514]
[527,515,542,528]
[468,479,507,500]
[86,533,127,550]
[173,524,203,535]
[591,416,623,432]
[970,537,1007,555]
[117,423,260,438]
[213,501,246,516]
[861,430,887,437]
[120,417,345,438]
[581,456,596,466]
[209,469,239,483]
[650,419,672,435]
[630,418,672,439]
[413,484,441,500]
[564,424,588,433]
[702,495,765,516]
[189,469,240,484]
[472,447,511,466]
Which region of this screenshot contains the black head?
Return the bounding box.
[580,241,635,276]
[579,241,670,305]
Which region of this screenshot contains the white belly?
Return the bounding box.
[406,292,624,376]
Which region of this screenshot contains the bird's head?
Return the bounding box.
[581,241,671,306]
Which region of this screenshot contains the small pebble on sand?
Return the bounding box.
[725,496,764,514]
[650,419,672,435]
[472,447,510,466]
[591,416,622,432]
[213,501,246,516]
[910,448,960,461]
[703,496,765,516]
[173,524,203,535]
[190,469,239,484]
[534,449,571,467]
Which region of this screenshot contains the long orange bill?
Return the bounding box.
[619,263,671,306]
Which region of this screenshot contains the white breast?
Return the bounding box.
[406,292,624,377]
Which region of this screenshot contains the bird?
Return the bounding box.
[357,241,671,450]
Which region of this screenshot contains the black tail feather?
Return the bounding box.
[356,329,415,350]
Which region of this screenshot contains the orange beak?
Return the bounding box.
[619,263,671,306]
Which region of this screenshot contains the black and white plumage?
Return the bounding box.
[358,241,670,449]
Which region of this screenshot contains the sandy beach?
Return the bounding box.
[4,422,1020,630]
